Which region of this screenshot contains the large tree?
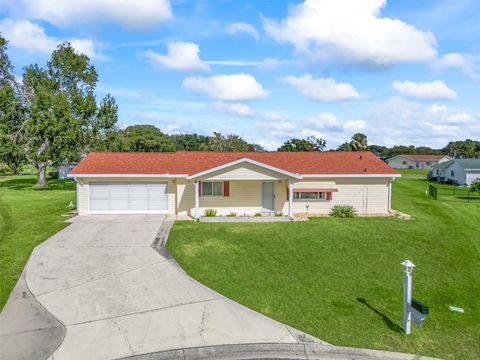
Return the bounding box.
[337,133,368,152]
[443,139,480,158]
[199,132,252,151]
[171,133,210,151]
[120,125,175,152]
[22,42,118,187]
[278,136,326,152]
[0,35,27,174]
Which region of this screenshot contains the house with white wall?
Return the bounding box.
[69,151,400,218]
[432,159,480,186]
[386,155,451,169]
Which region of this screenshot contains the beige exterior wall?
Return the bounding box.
[204,162,289,180]
[75,175,391,216]
[280,178,390,215]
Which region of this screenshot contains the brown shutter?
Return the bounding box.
[286,185,289,200]
[198,181,202,197]
[326,192,332,201]
[223,181,230,196]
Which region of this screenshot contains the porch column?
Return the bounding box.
[288,180,293,218]
[194,180,200,219]
[388,181,392,212]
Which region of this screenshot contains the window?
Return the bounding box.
[450,170,455,177]
[426,162,431,166]
[294,192,326,201]
[201,181,223,196]
[402,161,407,165]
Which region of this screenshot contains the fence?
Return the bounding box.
[428,183,479,203]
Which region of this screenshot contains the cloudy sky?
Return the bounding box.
[1,0,479,150]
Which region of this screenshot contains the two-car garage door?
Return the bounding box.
[89,183,168,213]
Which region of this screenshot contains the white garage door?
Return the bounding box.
[89,183,168,213]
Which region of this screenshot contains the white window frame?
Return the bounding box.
[201,181,223,196]
[293,191,327,201]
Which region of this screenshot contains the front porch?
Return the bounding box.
[185,158,301,219]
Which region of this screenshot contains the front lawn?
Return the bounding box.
[167,178,480,359]
[0,176,75,309]
[395,168,430,176]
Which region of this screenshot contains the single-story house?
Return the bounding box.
[430,159,480,186]
[68,151,400,218]
[386,155,451,169]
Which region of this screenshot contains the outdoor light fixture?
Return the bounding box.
[401,260,415,275]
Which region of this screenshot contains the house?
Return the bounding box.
[430,159,480,186]
[386,155,451,169]
[58,162,78,179]
[68,151,400,218]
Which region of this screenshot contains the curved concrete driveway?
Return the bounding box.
[24,215,314,360]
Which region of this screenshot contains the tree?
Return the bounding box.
[171,133,210,151]
[0,35,27,174]
[278,136,326,151]
[121,125,175,152]
[443,139,480,158]
[200,132,252,151]
[22,42,118,187]
[350,133,368,151]
[471,179,480,193]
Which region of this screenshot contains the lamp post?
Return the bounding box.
[401,260,415,335]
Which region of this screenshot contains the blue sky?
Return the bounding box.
[1,0,479,150]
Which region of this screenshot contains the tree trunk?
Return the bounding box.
[36,163,47,187]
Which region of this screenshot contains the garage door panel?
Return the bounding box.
[90,184,109,199]
[89,183,168,213]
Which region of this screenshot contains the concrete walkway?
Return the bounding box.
[1,214,435,360]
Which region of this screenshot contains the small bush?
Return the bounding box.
[274,211,283,217]
[203,209,217,217]
[330,205,357,218]
[48,170,59,179]
[254,212,262,217]
[227,211,237,217]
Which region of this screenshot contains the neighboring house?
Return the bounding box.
[430,159,480,186]
[58,162,78,179]
[386,155,451,169]
[69,151,400,218]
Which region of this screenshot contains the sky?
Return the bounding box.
[0,0,479,150]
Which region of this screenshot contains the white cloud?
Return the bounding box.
[282,74,360,102]
[205,57,294,69]
[392,80,457,100]
[142,42,209,72]
[182,73,269,101]
[434,53,479,80]
[304,112,339,129]
[343,120,366,131]
[0,19,106,59]
[263,0,437,65]
[211,101,254,117]
[226,22,260,40]
[4,0,172,29]
[428,104,473,125]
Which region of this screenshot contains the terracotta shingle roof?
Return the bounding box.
[70,151,398,176]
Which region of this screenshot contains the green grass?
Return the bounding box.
[0,176,75,309]
[167,178,480,359]
[395,168,430,176]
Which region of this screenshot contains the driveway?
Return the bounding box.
[12,215,312,360]
[1,215,432,360]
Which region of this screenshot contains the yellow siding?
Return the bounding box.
[205,163,287,180]
[281,178,390,215]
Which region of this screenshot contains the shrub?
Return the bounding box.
[254,212,262,217]
[330,205,357,218]
[274,211,283,217]
[471,178,480,193]
[203,209,217,217]
[227,211,237,217]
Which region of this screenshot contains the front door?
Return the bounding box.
[262,182,275,212]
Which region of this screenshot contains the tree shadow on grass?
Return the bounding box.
[357,297,403,333]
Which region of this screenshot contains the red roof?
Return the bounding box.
[69,151,398,176]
